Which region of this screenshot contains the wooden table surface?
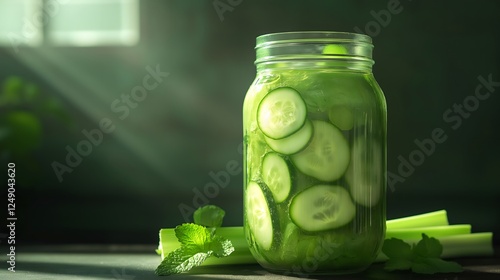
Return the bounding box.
[3,245,499,280]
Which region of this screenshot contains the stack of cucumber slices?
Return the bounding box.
[246,86,382,252]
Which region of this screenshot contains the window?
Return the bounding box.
[48,0,139,46]
[0,0,139,48]
[0,0,43,47]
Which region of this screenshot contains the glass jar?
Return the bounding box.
[242,32,387,275]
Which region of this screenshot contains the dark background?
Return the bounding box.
[0,0,499,246]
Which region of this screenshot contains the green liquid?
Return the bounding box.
[243,69,387,275]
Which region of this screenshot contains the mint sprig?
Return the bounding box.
[155,206,234,276]
[193,205,225,228]
[155,245,211,276]
[382,233,463,274]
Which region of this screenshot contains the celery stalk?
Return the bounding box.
[385,224,471,240]
[157,211,494,266]
[386,210,449,230]
[440,232,494,258]
[158,227,180,260]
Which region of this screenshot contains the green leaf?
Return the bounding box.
[193,205,226,227]
[209,235,234,258]
[156,205,234,275]
[411,260,439,274]
[155,246,211,276]
[413,234,442,258]
[382,238,413,259]
[23,83,40,102]
[382,234,463,275]
[175,224,211,248]
[384,259,413,271]
[156,221,235,275]
[1,76,23,105]
[412,257,463,274]
[1,111,42,155]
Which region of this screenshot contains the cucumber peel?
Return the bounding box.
[261,153,292,203]
[257,87,307,140]
[245,182,274,250]
[289,185,356,232]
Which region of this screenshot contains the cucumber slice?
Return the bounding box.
[289,185,356,232]
[291,120,350,181]
[265,119,313,155]
[280,223,301,263]
[322,44,348,55]
[261,153,292,203]
[257,87,307,139]
[328,105,354,131]
[245,182,274,250]
[345,138,383,207]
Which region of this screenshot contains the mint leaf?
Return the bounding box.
[411,258,440,274]
[193,205,226,227]
[384,259,413,271]
[175,224,211,248]
[155,246,211,276]
[413,234,442,258]
[156,223,235,275]
[382,234,463,275]
[382,238,413,259]
[210,235,235,258]
[382,238,413,271]
[416,258,463,274]
[156,205,235,276]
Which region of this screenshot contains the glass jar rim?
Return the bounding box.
[256,31,372,49]
[254,31,374,70]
